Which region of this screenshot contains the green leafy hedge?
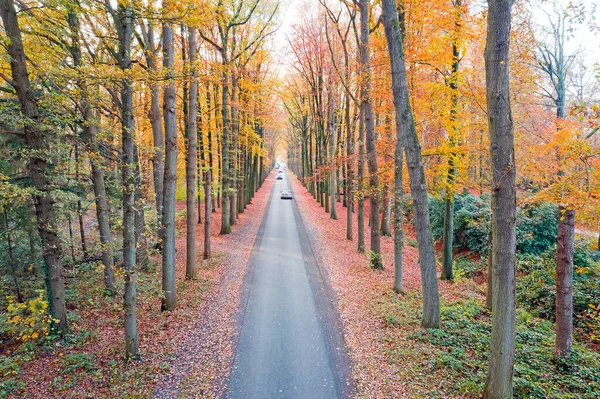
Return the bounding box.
[428,193,558,256]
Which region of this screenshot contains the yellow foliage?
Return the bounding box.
[4,292,54,344]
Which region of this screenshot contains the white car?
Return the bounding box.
[280,189,293,199]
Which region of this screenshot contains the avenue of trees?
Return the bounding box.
[1,0,599,397]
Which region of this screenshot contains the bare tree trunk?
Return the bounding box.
[358,108,365,253]
[186,27,198,280]
[74,146,89,260]
[161,17,178,311]
[204,170,212,259]
[0,0,68,332]
[555,206,574,356]
[112,2,139,359]
[360,0,381,269]
[230,75,239,226]
[486,225,493,310]
[381,185,392,236]
[393,143,404,293]
[220,50,232,234]
[133,146,149,271]
[381,0,440,327]
[483,1,517,396]
[346,95,354,240]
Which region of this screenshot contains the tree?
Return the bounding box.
[161,3,178,311]
[358,0,382,269]
[381,0,440,326]
[108,0,139,359]
[186,26,199,280]
[0,0,68,333]
[483,0,517,397]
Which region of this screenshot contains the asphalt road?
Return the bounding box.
[227,169,350,399]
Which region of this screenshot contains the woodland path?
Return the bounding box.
[226,168,352,399]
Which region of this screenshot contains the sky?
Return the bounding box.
[272,0,599,72]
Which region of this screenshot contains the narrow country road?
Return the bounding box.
[227,169,351,399]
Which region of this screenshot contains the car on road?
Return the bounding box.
[280,189,293,199]
[276,175,283,180]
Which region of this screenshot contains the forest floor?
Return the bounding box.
[289,174,600,399]
[1,176,274,399]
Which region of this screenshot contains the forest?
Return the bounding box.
[0,0,599,398]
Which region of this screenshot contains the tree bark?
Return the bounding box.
[381,0,440,327]
[359,0,381,270]
[0,0,68,333]
[204,170,212,259]
[161,17,178,311]
[555,206,574,356]
[186,27,198,280]
[358,108,365,253]
[112,2,139,359]
[483,1,517,397]
[394,142,404,294]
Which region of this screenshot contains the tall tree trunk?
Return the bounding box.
[230,75,239,226]
[393,142,404,293]
[346,94,354,240]
[112,3,139,359]
[161,17,178,311]
[486,225,493,310]
[75,147,89,260]
[381,0,440,327]
[359,0,381,269]
[186,27,198,280]
[0,0,68,332]
[442,3,462,280]
[220,49,232,234]
[204,170,212,259]
[555,206,574,356]
[144,24,165,230]
[358,108,365,253]
[483,1,517,396]
[328,92,337,220]
[133,146,149,271]
[381,185,392,236]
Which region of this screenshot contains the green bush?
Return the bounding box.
[517,245,600,337]
[429,193,558,256]
[454,257,486,278]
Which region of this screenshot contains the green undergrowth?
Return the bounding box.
[377,292,600,398]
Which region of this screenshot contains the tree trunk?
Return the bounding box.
[204,170,212,259]
[381,0,440,327]
[358,108,365,253]
[381,185,392,237]
[555,206,574,356]
[393,142,404,293]
[360,0,381,269]
[230,75,239,226]
[73,146,89,260]
[0,0,68,332]
[346,95,354,240]
[483,1,517,396]
[486,225,493,310]
[441,191,455,280]
[219,45,232,234]
[161,18,178,311]
[133,146,149,271]
[113,3,139,359]
[186,27,198,280]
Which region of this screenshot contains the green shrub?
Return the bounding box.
[454,257,486,278]
[429,193,558,256]
[517,245,600,337]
